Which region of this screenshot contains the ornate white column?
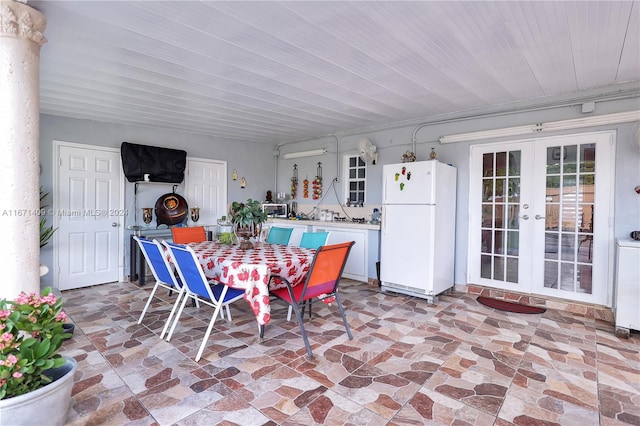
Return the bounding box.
[0,1,46,299]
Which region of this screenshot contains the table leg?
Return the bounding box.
[138,246,146,286]
[129,235,139,283]
[259,324,265,342]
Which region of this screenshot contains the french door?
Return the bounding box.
[469,132,614,305]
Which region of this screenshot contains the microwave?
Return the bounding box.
[261,203,288,217]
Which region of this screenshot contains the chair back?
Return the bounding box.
[266,226,294,245]
[134,236,179,288]
[301,241,355,300]
[163,241,214,300]
[299,231,330,250]
[171,226,206,244]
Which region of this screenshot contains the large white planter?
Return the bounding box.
[0,356,77,426]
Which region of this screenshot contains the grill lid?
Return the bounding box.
[154,193,188,226]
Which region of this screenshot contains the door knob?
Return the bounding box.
[112,222,118,227]
[535,215,545,220]
[520,215,529,220]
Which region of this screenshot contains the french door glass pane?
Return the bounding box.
[478,151,520,283]
[544,143,595,295]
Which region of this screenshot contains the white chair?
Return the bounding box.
[162,241,245,362]
[133,237,187,339]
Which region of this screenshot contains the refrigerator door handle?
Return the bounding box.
[381,206,386,234]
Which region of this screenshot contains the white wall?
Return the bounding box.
[275,97,640,286]
[38,114,274,287]
[37,96,639,290]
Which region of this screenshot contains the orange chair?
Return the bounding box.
[269,241,355,358]
[171,226,206,244]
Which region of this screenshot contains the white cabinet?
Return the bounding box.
[267,218,381,283]
[313,225,373,282]
[614,239,640,338]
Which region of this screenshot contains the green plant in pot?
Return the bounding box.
[229,198,267,249]
[0,287,76,426]
[216,215,236,245]
[39,187,56,248]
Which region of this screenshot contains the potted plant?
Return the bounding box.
[40,187,56,248]
[229,198,267,249]
[39,188,57,277]
[216,215,236,245]
[0,287,76,426]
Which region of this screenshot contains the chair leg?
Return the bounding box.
[138,282,160,324]
[225,304,232,321]
[160,287,185,339]
[195,290,228,362]
[287,305,293,321]
[166,291,191,341]
[333,292,353,340]
[290,302,314,358]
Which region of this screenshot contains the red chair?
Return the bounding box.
[171,226,206,244]
[270,241,355,358]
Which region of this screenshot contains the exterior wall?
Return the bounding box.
[38,114,273,287]
[275,96,640,287]
[38,98,639,293]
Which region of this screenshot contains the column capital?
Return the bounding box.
[0,1,46,46]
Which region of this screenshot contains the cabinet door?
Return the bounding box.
[315,226,367,280]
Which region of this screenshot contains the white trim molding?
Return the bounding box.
[439,111,640,144]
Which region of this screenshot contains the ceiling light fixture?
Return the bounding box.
[282,148,327,159]
[438,111,640,144]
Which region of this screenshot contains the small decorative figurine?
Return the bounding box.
[240,177,246,188]
[232,169,238,180]
[142,207,153,224]
[190,207,200,223]
[430,147,437,160]
[402,151,416,163]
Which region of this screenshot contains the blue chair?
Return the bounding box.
[162,241,245,362]
[300,231,330,250]
[266,226,294,245]
[287,231,331,321]
[133,237,187,339]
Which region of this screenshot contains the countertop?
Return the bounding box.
[268,217,381,231]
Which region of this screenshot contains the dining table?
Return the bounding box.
[185,241,316,328]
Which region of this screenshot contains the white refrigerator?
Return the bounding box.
[380,160,457,302]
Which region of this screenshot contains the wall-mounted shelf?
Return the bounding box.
[134,181,181,194]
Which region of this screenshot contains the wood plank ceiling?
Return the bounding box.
[31,1,639,145]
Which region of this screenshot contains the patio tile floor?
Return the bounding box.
[58,279,639,425]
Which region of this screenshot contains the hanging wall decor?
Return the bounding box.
[290,164,298,199]
[312,162,323,200]
[232,169,238,180]
[240,177,246,188]
[303,176,309,198]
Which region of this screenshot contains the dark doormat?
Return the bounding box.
[477,297,546,314]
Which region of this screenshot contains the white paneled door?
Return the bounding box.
[55,143,124,290]
[469,132,614,305]
[185,158,227,227]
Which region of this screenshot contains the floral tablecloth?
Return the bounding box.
[187,241,315,325]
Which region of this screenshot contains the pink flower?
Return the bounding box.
[12,372,22,378]
[56,311,68,322]
[1,332,13,342]
[0,309,11,320]
[7,355,17,364]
